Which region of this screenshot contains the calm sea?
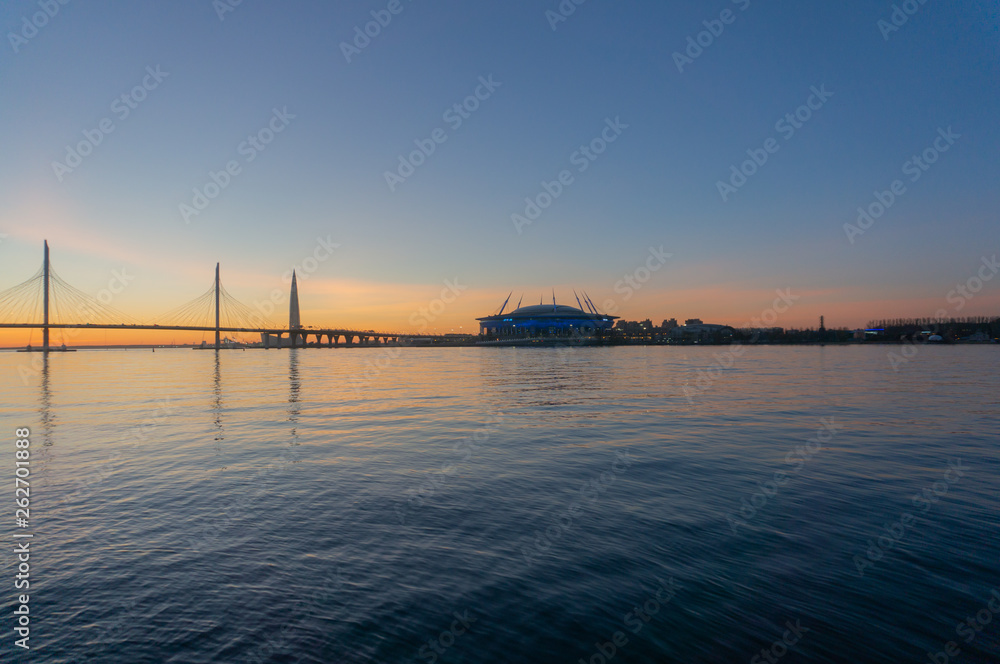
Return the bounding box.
[1,345,998,663]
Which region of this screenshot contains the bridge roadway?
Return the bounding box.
[0,323,413,347]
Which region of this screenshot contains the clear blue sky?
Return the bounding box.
[1,0,998,332]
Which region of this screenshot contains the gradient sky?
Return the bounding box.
[1,0,998,344]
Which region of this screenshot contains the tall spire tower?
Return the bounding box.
[289,270,301,329]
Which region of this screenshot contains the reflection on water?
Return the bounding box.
[38,352,52,442]
[212,350,224,444]
[1,345,998,663]
[288,347,300,436]
[479,346,611,413]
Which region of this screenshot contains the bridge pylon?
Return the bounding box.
[42,240,50,352]
[214,263,221,349]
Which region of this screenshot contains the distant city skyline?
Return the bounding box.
[1,1,998,344]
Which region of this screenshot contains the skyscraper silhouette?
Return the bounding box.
[289,270,301,330]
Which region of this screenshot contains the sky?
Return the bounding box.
[1,0,998,345]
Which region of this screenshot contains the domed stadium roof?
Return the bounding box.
[476,293,618,324]
[507,304,588,316]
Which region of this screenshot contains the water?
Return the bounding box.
[1,345,998,663]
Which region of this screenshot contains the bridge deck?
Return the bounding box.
[0,323,421,336]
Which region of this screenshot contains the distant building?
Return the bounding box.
[289,270,302,329]
[615,320,645,334]
[261,270,304,348]
[662,318,678,330]
[670,322,735,342]
[477,297,617,341]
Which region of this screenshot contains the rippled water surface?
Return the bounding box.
[2,345,998,663]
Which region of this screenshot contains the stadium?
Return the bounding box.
[476,293,618,343]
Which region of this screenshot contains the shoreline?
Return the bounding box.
[1,340,995,352]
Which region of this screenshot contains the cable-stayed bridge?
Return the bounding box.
[0,242,407,350]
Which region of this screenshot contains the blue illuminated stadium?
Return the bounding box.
[477,293,617,341]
